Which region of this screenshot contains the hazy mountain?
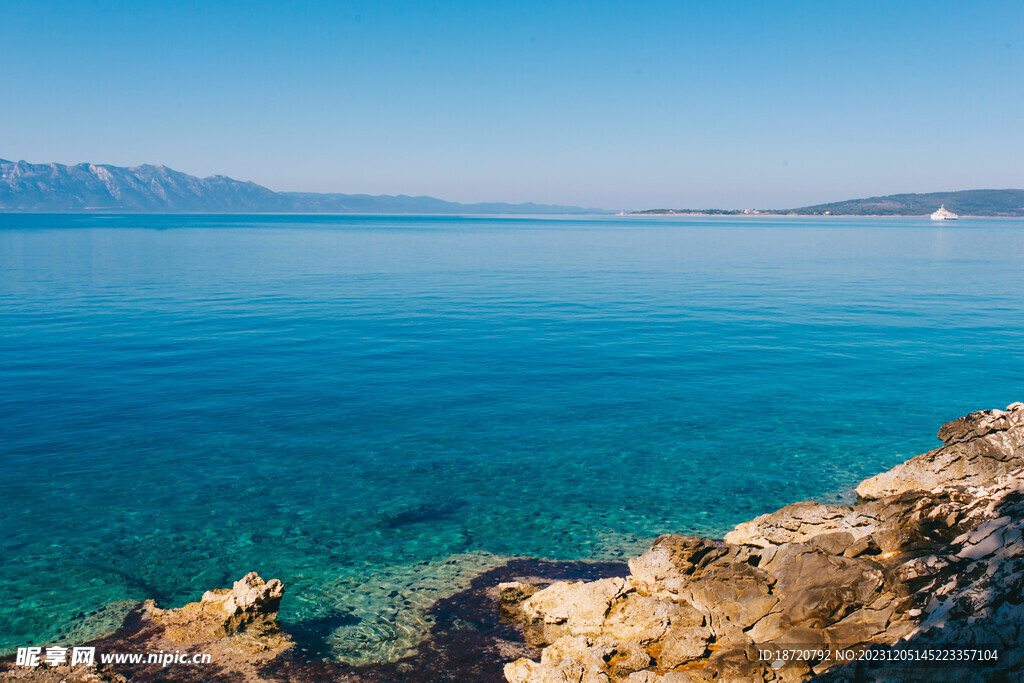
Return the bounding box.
[0,160,605,214]
[789,189,1024,216]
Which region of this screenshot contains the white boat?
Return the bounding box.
[930,205,959,221]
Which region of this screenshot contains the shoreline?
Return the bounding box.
[2,403,1022,681]
[621,212,1024,219]
[501,403,1024,682]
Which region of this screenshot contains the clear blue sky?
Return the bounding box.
[2,1,1021,209]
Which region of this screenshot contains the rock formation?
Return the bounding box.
[0,573,291,682]
[856,402,1024,498]
[501,403,1024,682]
[153,572,286,641]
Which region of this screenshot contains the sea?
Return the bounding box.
[2,213,1023,661]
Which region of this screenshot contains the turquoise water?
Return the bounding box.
[2,213,1023,660]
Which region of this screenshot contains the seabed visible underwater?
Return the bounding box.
[3,213,1024,661]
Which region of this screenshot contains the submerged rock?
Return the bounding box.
[501,404,1024,682]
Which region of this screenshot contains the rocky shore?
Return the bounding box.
[2,404,1021,682]
[0,560,627,682]
[500,403,1024,682]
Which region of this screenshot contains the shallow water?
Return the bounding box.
[2,213,1023,659]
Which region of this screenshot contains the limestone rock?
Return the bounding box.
[856,402,1024,499]
[157,571,285,638]
[500,581,541,604]
[521,578,630,640]
[500,580,542,621]
[724,501,876,548]
[0,572,292,682]
[627,535,726,594]
[502,406,1024,682]
[505,635,615,683]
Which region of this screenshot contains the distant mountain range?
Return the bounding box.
[0,159,604,214]
[5,159,1022,217]
[632,189,1024,217]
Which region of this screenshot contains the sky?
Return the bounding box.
[1,1,1022,210]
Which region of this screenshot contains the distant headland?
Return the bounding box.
[0,159,606,215]
[630,189,1024,217]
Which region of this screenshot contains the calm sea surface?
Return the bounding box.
[2,213,1023,659]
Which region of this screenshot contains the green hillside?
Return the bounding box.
[791,189,1024,216]
[632,189,1024,216]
